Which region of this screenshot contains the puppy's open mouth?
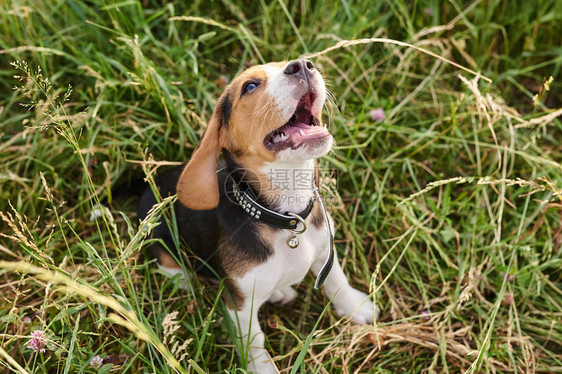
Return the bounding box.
[264,92,331,152]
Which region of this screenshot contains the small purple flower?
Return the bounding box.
[420,310,430,321]
[27,330,47,353]
[90,355,104,370]
[22,316,31,324]
[369,108,385,122]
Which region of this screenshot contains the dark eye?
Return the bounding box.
[242,81,260,95]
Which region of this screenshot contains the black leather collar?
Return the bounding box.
[232,182,314,230]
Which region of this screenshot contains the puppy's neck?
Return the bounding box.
[223,151,316,214]
[259,159,315,214]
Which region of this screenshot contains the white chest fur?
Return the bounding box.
[236,220,331,300]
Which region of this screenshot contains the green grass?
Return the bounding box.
[1,0,561,372]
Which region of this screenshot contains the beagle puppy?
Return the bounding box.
[138,59,378,373]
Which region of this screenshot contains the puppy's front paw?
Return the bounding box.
[248,351,279,374]
[333,287,379,324]
[268,286,297,306]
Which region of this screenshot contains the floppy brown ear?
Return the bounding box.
[177,115,222,210]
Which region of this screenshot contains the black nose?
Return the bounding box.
[284,59,315,79]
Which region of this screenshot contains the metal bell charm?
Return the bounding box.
[287,234,299,248]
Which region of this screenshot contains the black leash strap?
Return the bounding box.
[313,185,334,289]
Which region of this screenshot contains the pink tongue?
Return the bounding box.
[283,122,330,147]
[292,122,312,129]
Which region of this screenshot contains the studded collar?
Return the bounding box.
[231,182,314,230]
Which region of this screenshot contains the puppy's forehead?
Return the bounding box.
[231,62,286,84]
[264,61,286,69]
